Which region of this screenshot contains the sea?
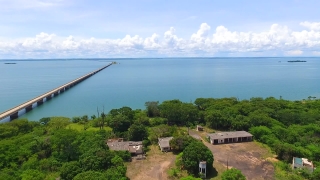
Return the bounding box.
[1,57,320,121]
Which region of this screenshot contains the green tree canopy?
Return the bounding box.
[128,123,148,141]
[59,161,82,180]
[169,135,197,152]
[181,141,214,175]
[73,171,106,180]
[221,168,246,180]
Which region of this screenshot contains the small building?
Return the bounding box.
[292,157,314,172]
[106,139,143,156]
[199,161,207,178]
[158,137,173,152]
[196,125,204,131]
[207,131,253,145]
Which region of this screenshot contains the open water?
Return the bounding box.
[1,57,320,121]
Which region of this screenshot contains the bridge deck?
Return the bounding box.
[0,63,112,120]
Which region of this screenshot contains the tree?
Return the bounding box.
[128,123,148,141]
[100,112,106,130]
[109,114,131,134]
[181,141,214,174]
[221,168,246,180]
[109,106,134,121]
[205,109,229,130]
[73,171,106,180]
[20,169,45,180]
[79,115,89,130]
[39,117,51,125]
[311,167,320,180]
[59,161,82,180]
[159,100,199,125]
[145,101,160,117]
[159,100,183,124]
[51,129,80,161]
[169,136,197,152]
[249,126,272,141]
[48,117,70,130]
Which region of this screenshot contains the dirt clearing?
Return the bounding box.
[190,130,275,180]
[126,145,176,180]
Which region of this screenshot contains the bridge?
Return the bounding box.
[0,63,112,122]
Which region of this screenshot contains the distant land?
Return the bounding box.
[288,60,307,62]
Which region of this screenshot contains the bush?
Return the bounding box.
[221,168,246,180]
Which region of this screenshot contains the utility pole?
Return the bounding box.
[227,155,229,170]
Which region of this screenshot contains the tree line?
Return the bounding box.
[1,96,320,179]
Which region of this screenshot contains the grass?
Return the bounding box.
[254,141,275,159]
[210,161,227,180]
[66,123,112,132]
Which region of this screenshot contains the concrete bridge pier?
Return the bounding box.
[46,95,52,101]
[54,92,59,96]
[10,112,18,121]
[37,99,43,105]
[26,105,33,112]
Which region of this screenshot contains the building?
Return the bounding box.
[207,131,253,145]
[106,139,143,156]
[196,125,204,131]
[199,161,207,178]
[158,137,173,152]
[292,157,314,172]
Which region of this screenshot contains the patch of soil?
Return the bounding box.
[126,146,176,180]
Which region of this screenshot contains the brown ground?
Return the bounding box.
[126,145,176,180]
[190,130,275,180]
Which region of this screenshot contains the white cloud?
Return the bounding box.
[300,21,320,31]
[1,22,320,58]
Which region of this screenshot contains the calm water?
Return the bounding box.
[1,57,320,121]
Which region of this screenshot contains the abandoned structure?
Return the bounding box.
[292,157,314,172]
[199,161,207,178]
[158,137,173,152]
[106,138,143,156]
[207,131,253,144]
[196,125,204,131]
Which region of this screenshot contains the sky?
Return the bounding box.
[0,0,320,58]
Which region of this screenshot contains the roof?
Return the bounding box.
[294,157,303,165]
[107,140,143,153]
[158,137,173,148]
[207,131,253,139]
[128,144,143,154]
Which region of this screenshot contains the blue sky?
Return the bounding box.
[1,0,320,58]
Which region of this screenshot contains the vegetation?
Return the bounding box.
[181,141,214,175]
[0,117,127,180]
[221,168,246,180]
[1,97,320,179]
